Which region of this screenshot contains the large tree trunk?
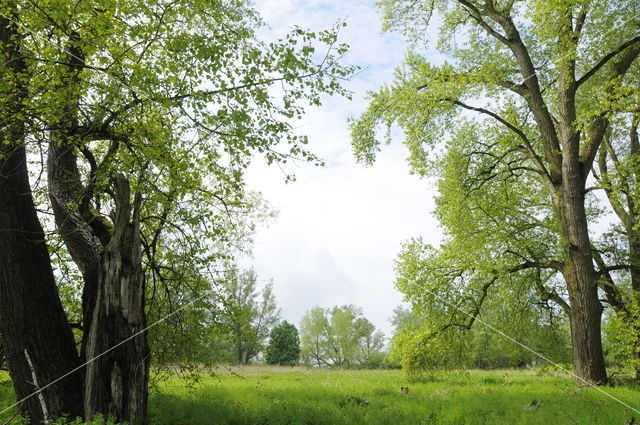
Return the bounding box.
[0,341,6,370]
[630,235,640,382]
[564,271,607,384]
[49,125,151,425]
[82,176,150,425]
[0,142,84,423]
[0,8,83,423]
[552,60,608,384]
[49,146,151,424]
[558,159,607,384]
[47,140,102,363]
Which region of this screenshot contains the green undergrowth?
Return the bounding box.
[1,369,640,424]
[149,368,640,425]
[0,371,17,423]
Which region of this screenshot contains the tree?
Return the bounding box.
[299,305,386,368]
[222,268,281,364]
[390,306,423,335]
[0,0,352,422]
[0,6,83,422]
[299,307,329,367]
[266,321,301,366]
[591,109,640,378]
[356,319,387,369]
[351,0,640,384]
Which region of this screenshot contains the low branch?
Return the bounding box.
[494,79,528,96]
[504,252,564,273]
[596,264,640,276]
[532,270,571,315]
[426,275,497,339]
[592,249,630,315]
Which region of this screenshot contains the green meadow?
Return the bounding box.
[147,367,639,425]
[2,367,639,424]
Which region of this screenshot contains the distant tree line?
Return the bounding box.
[201,267,598,373]
[206,268,570,371]
[202,268,389,369]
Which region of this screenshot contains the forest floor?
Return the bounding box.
[1,367,640,424]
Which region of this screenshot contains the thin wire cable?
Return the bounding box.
[0,2,637,421]
[0,291,209,418]
[406,279,640,415]
[395,6,640,417]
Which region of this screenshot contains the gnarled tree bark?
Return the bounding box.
[0,6,83,422]
[83,176,149,425]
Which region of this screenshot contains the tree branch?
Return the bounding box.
[454,0,563,181]
[532,269,571,315]
[592,249,630,315]
[574,9,588,36]
[458,0,509,44]
[579,45,640,179]
[444,98,552,182]
[576,35,640,88]
[506,258,564,274]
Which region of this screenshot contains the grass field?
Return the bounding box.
[149,367,640,425]
[2,367,640,424]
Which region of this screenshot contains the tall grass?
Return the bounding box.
[1,368,639,424]
[149,368,640,425]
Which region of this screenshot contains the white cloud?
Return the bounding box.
[242,0,444,338]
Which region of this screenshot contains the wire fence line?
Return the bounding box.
[395,5,640,417]
[0,291,210,419]
[0,2,637,423]
[404,279,640,415]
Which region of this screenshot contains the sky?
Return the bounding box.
[240,0,444,338]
